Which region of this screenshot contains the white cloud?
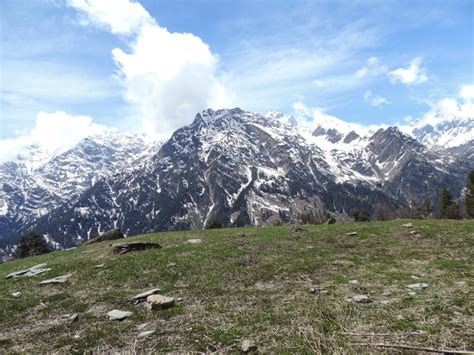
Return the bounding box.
[388,57,428,85]
[0,111,107,163]
[67,0,234,138]
[355,56,387,79]
[67,0,153,35]
[460,84,474,101]
[364,90,390,106]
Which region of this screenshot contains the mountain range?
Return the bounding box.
[0,108,472,253]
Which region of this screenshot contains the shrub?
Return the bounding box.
[352,209,369,222]
[14,233,51,259]
[439,188,462,219]
[205,218,223,229]
[465,171,474,218]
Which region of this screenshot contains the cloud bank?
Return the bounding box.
[0,111,107,163]
[68,0,233,138]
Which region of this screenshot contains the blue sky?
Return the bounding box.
[0,0,472,143]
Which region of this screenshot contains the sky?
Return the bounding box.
[0,0,473,161]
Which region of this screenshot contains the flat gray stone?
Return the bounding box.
[407,283,428,289]
[11,292,21,298]
[352,295,372,303]
[349,279,359,285]
[94,264,105,269]
[147,295,175,310]
[6,263,49,279]
[138,330,155,338]
[130,288,161,303]
[107,309,132,321]
[39,274,71,285]
[346,232,358,236]
[241,339,257,353]
[187,239,202,244]
[401,223,413,228]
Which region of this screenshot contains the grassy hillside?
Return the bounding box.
[0,220,473,353]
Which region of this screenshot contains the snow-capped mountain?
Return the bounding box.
[0,107,472,252]
[400,98,473,148]
[5,107,468,250]
[0,131,160,250]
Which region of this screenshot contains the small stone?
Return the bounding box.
[352,295,372,303]
[167,262,176,268]
[396,314,405,320]
[94,264,105,269]
[130,288,161,303]
[11,292,21,298]
[39,274,71,285]
[409,230,417,235]
[379,300,390,305]
[407,291,417,297]
[407,283,428,289]
[401,223,413,228]
[309,287,317,294]
[137,323,148,331]
[138,330,155,338]
[241,339,257,353]
[349,279,359,285]
[70,313,78,321]
[346,232,358,236]
[177,297,183,302]
[187,239,202,244]
[146,295,175,310]
[73,334,80,339]
[107,309,132,321]
[411,275,420,280]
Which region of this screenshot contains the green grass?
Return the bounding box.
[0,220,473,353]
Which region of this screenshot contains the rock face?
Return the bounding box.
[82,228,124,246]
[1,108,472,251]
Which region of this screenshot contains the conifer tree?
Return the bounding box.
[465,170,474,218]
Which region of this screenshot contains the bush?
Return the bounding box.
[352,209,369,222]
[465,171,474,218]
[300,212,325,225]
[439,188,462,219]
[14,233,51,259]
[205,218,223,229]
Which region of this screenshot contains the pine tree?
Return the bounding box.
[439,188,453,218]
[14,233,51,259]
[465,170,474,218]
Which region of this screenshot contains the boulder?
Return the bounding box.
[146,295,175,310]
[130,288,161,303]
[83,228,124,246]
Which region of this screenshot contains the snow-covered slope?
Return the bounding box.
[0,130,161,247]
[400,98,474,148]
[18,108,472,249]
[1,107,472,252]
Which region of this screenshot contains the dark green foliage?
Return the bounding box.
[352,209,369,222]
[439,188,461,219]
[399,198,433,219]
[205,218,223,229]
[465,171,474,218]
[13,233,51,259]
[374,203,393,221]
